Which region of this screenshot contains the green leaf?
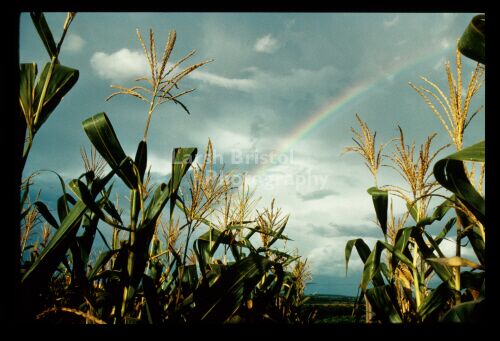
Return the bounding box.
[417,282,456,321]
[345,238,371,276]
[127,148,196,299]
[135,140,148,182]
[76,225,98,270]
[441,298,486,322]
[34,201,59,229]
[143,148,197,224]
[19,63,37,122]
[168,147,197,219]
[178,265,199,293]
[30,12,58,60]
[22,169,115,289]
[427,256,483,270]
[365,285,402,323]
[430,199,453,221]
[361,240,416,292]
[267,216,290,248]
[412,229,453,285]
[458,14,485,65]
[380,241,415,270]
[142,274,162,324]
[394,227,412,256]
[69,179,127,231]
[191,253,281,323]
[367,187,388,236]
[361,241,384,292]
[345,238,385,288]
[406,202,418,223]
[22,200,86,288]
[379,263,392,282]
[82,112,138,189]
[465,225,485,266]
[102,193,123,225]
[461,270,484,292]
[88,249,118,281]
[433,141,485,226]
[57,193,76,223]
[412,199,453,228]
[435,217,456,245]
[423,231,446,259]
[34,63,79,132]
[443,141,485,162]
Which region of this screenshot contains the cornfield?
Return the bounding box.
[15,12,485,324]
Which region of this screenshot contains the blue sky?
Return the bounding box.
[20,12,485,296]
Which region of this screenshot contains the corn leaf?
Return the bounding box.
[441,298,486,322]
[412,229,454,284]
[142,274,162,324]
[434,217,456,245]
[361,241,416,292]
[30,12,58,60]
[33,63,79,132]
[433,141,485,226]
[365,285,402,323]
[427,256,483,270]
[367,187,388,236]
[345,238,371,276]
[458,14,485,64]
[19,63,37,122]
[417,281,456,321]
[57,193,76,223]
[82,112,138,189]
[34,201,59,229]
[191,253,280,323]
[134,140,148,182]
[127,148,196,298]
[21,169,115,289]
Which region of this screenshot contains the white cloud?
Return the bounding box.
[90,48,148,81]
[254,34,279,53]
[440,38,451,49]
[91,47,256,91]
[90,46,338,95]
[383,15,400,28]
[62,33,86,53]
[147,153,172,176]
[204,126,254,152]
[190,69,257,92]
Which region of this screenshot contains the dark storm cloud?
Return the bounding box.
[297,189,339,201]
[308,222,382,239]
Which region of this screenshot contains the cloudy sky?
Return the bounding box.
[19,12,484,296]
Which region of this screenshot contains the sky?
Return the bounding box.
[19,12,485,296]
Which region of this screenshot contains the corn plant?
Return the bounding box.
[19,13,79,171]
[21,18,310,324]
[17,12,80,319]
[427,15,485,321]
[342,15,485,322]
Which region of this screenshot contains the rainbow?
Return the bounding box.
[251,46,452,176]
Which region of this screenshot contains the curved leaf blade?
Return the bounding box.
[82,112,137,189]
[365,285,402,323]
[34,63,79,132]
[19,63,37,121]
[30,12,58,59]
[433,141,485,226]
[458,14,485,64]
[367,187,388,236]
